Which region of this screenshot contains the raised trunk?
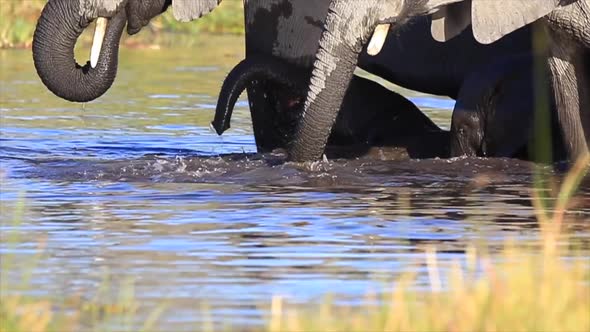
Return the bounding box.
[212,55,307,135]
[32,0,126,103]
[289,2,376,161]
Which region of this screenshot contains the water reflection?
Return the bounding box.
[1,36,589,330]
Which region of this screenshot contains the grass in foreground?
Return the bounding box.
[267,156,589,332]
[0,0,244,48]
[267,232,589,332]
[1,156,589,332]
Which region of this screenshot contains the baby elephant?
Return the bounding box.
[451,55,566,162]
[212,55,448,159]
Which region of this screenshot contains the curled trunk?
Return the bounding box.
[212,55,307,135]
[33,0,127,102]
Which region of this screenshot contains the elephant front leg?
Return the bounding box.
[547,30,590,161]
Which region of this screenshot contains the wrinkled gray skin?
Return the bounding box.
[32,0,174,102]
[291,0,590,162]
[32,0,221,102]
[212,54,447,158]
[451,54,566,162]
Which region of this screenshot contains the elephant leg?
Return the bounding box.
[547,31,590,161]
[581,54,590,151]
[544,2,590,162]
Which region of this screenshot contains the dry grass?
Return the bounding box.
[264,155,590,332]
[266,229,589,332]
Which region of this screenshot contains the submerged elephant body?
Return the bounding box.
[290,0,590,162]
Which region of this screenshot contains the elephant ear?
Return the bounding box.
[431,1,472,42]
[471,0,559,44]
[172,0,222,22]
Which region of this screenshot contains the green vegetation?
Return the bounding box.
[2,156,588,332]
[0,0,244,48]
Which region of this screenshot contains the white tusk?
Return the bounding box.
[367,24,390,56]
[90,17,108,68]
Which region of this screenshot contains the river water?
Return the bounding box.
[1,35,588,330]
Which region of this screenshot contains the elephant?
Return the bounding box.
[216,52,568,162]
[451,54,567,162]
[290,0,590,163]
[212,54,448,158]
[32,0,538,155]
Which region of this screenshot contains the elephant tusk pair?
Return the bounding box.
[90,17,108,68]
[367,24,391,56]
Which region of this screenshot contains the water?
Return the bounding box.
[1,35,589,330]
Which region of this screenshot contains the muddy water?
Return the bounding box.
[1,35,588,330]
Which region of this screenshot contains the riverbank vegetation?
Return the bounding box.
[2,156,588,332]
[0,0,244,48]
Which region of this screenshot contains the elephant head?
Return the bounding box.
[289,0,575,161]
[239,0,335,152]
[32,0,222,102]
[212,54,308,151]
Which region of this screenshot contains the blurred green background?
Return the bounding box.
[0,0,245,48]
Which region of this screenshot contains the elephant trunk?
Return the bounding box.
[32,0,127,103]
[289,1,377,161]
[212,55,308,135]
